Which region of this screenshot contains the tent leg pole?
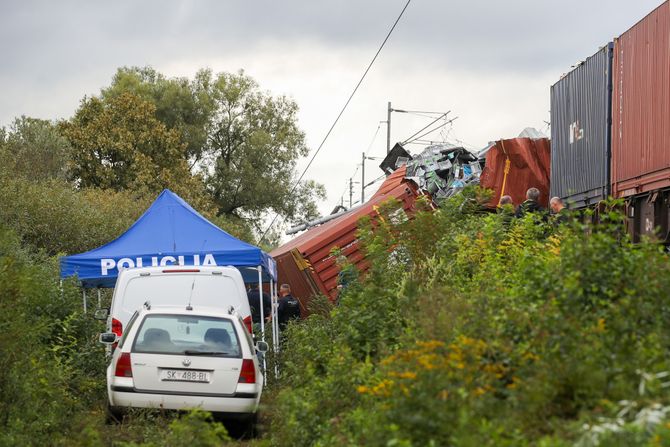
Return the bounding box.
[270,277,276,380]
[273,281,279,379]
[270,278,275,346]
[97,289,101,309]
[258,266,265,343]
[257,266,266,384]
[82,289,87,313]
[273,281,279,352]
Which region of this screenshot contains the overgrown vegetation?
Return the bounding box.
[2,177,670,445]
[269,191,670,446]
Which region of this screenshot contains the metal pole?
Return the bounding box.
[273,282,280,351]
[82,289,87,313]
[273,281,279,378]
[361,152,366,204]
[270,278,277,349]
[257,266,265,342]
[349,178,353,208]
[387,101,392,153]
[97,289,101,309]
[257,266,266,383]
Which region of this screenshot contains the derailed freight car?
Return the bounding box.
[270,167,428,313]
[271,138,551,311]
[611,1,670,241]
[550,44,613,209]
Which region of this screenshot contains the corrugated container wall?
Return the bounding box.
[270,167,425,313]
[550,44,613,208]
[612,1,670,198]
[480,137,551,207]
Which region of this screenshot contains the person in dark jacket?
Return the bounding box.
[516,187,545,218]
[550,196,570,225]
[277,284,301,331]
[498,195,516,225]
[246,284,271,327]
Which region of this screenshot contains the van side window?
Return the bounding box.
[118,311,139,348]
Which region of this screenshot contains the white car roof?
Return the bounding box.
[137,305,241,319]
[118,265,243,277]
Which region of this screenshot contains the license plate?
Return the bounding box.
[161,369,211,383]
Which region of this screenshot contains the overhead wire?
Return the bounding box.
[404,116,458,145]
[335,122,383,208]
[395,109,448,115]
[366,123,382,155]
[259,0,412,243]
[400,111,450,145]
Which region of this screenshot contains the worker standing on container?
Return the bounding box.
[516,187,545,218]
[550,197,570,225]
[277,284,301,332]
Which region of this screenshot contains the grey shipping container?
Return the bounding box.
[550,43,613,208]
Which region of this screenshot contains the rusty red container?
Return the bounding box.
[611,1,670,198]
[271,167,427,312]
[480,137,551,208]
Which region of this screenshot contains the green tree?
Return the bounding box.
[202,70,325,225]
[101,67,214,165]
[92,67,325,230]
[59,91,211,211]
[0,116,71,181]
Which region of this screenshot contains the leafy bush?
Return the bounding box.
[267,191,670,446]
[0,226,108,445]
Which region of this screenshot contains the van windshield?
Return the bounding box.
[132,314,242,358]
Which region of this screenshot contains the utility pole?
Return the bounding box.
[349,178,353,208]
[386,101,392,153]
[361,152,366,204]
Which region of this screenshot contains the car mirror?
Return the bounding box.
[255,341,269,353]
[99,332,118,344]
[94,308,109,321]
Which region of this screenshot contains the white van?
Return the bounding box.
[103,266,252,343]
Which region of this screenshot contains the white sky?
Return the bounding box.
[0,0,664,221]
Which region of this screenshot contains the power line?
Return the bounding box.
[400,111,450,145]
[405,117,458,145]
[406,112,444,119]
[366,123,382,155]
[365,173,386,188]
[259,0,412,243]
[395,109,449,115]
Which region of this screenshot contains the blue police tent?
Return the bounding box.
[60,189,277,288]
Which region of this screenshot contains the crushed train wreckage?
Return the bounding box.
[380,142,482,202]
[379,129,550,208]
[274,130,551,312]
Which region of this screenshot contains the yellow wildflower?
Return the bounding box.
[522,351,540,362]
